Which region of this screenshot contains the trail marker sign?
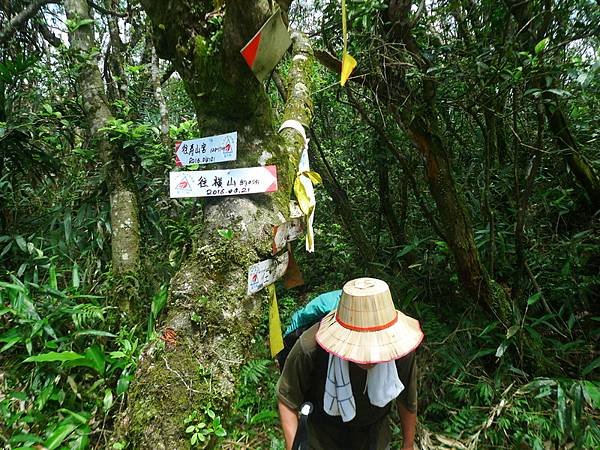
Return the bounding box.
[240,9,292,82]
[247,252,289,295]
[175,132,237,166]
[170,165,278,198]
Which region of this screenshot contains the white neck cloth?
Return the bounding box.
[323,354,404,422]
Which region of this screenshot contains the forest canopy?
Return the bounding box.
[0,0,599,449]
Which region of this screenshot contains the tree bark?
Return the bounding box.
[119,1,314,444]
[376,0,511,323]
[63,0,140,279]
[151,45,170,147]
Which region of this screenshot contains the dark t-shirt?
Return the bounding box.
[276,323,418,450]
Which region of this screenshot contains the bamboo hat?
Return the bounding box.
[315,277,424,364]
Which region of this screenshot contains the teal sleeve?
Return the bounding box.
[284,290,342,336]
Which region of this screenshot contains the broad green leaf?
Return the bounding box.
[72,262,80,288]
[15,235,27,252]
[582,356,600,376]
[49,265,58,290]
[506,325,519,339]
[68,429,90,450]
[67,18,96,32]
[103,389,113,412]
[151,286,168,317]
[17,263,27,277]
[57,409,89,425]
[527,292,541,306]
[581,381,600,409]
[217,229,233,240]
[116,375,131,395]
[547,88,571,98]
[84,345,106,375]
[44,423,77,450]
[535,37,549,54]
[73,330,116,338]
[64,211,72,243]
[0,241,12,258]
[9,433,44,444]
[495,340,509,358]
[519,378,556,394]
[556,384,566,433]
[24,351,84,363]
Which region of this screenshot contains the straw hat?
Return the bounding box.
[315,277,424,364]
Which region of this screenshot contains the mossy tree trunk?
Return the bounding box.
[63,0,141,283]
[120,1,313,447]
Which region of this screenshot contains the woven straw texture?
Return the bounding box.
[316,278,424,364]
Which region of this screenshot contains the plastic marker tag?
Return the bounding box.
[340,0,356,86]
[175,132,237,166]
[340,53,357,86]
[170,166,277,198]
[268,284,284,358]
[272,218,306,255]
[247,252,289,295]
[241,9,292,82]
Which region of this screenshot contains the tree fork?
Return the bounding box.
[116,27,314,447]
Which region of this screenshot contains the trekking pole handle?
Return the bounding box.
[299,402,313,416]
[291,402,313,450]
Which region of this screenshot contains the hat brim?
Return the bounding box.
[315,310,424,364]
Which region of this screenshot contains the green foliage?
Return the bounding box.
[184,406,226,448]
[65,18,96,33]
[0,269,141,448]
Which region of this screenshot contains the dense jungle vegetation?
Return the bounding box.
[1,0,599,449]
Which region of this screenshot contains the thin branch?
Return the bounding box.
[36,21,62,47]
[0,0,60,44]
[87,0,128,17]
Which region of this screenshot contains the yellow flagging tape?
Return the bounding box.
[268,284,284,358]
[279,120,321,253]
[340,0,356,86]
[293,170,321,252]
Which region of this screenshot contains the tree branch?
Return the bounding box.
[87,0,127,17]
[0,0,60,44]
[37,21,62,47]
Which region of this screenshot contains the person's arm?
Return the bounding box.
[278,400,299,450]
[398,402,417,450]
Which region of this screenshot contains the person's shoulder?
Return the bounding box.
[297,322,321,355]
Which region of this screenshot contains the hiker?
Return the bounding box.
[276,277,424,450]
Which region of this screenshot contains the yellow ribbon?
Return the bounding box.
[279,120,321,253]
[294,168,321,253]
[340,0,357,86]
[267,284,284,358]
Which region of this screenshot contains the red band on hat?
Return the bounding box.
[335,313,398,332]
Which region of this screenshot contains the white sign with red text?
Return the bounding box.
[175,132,237,166]
[247,252,289,295]
[169,165,278,198]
